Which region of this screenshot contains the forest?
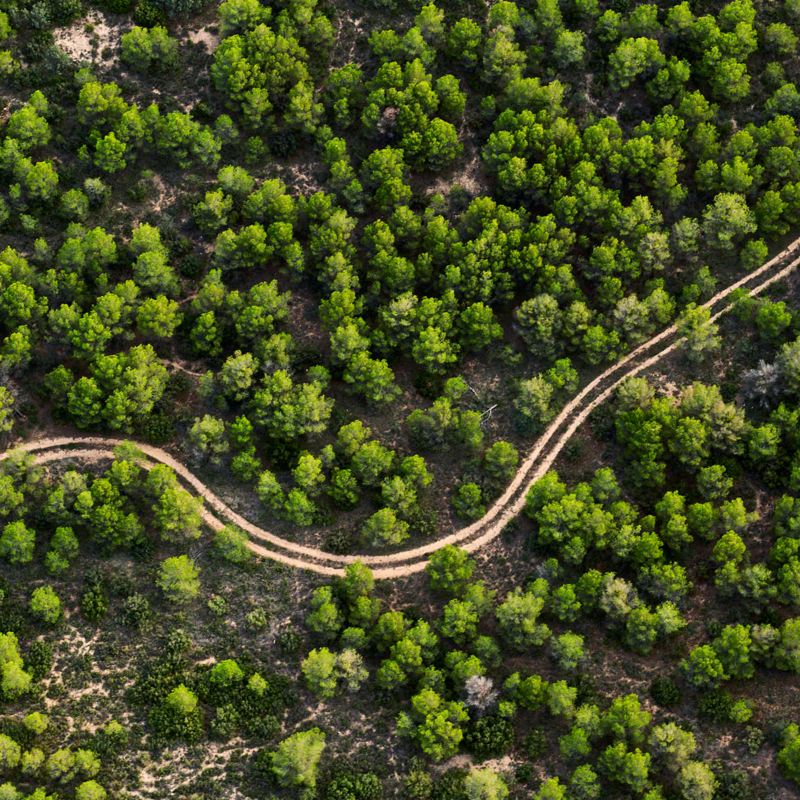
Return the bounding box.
[0,0,799,797]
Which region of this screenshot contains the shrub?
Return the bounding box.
[431,769,467,800]
[267,617,298,650]
[246,608,269,631]
[137,410,175,444]
[524,728,548,758]
[713,766,756,800]
[323,771,383,800]
[464,715,513,760]
[24,641,52,681]
[149,684,203,743]
[122,593,152,630]
[81,582,109,622]
[649,677,681,707]
[404,766,433,798]
[697,689,733,723]
[451,483,486,520]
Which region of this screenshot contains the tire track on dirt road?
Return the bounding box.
[5,237,800,579]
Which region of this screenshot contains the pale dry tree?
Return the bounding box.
[464,675,498,713]
[742,359,782,408]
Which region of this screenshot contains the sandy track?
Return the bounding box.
[4,237,800,579]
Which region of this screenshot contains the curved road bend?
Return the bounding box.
[4,236,800,579]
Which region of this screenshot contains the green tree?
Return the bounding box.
[137,296,182,338]
[306,585,343,641]
[75,782,107,800]
[427,546,475,595]
[189,415,229,464]
[649,722,696,771]
[29,586,62,625]
[270,728,326,796]
[600,742,651,794]
[0,520,35,564]
[678,761,717,800]
[0,386,14,434]
[713,624,754,680]
[218,0,270,36]
[682,645,727,689]
[452,483,486,520]
[361,508,409,547]
[121,26,179,72]
[701,193,756,250]
[343,352,401,404]
[397,688,468,761]
[152,483,203,544]
[608,37,665,88]
[677,306,720,362]
[94,133,128,173]
[602,694,651,744]
[464,767,509,800]
[0,735,20,771]
[482,441,519,493]
[778,723,800,784]
[447,18,482,67]
[213,525,252,564]
[551,632,585,671]
[301,647,339,699]
[496,588,550,650]
[23,711,49,735]
[532,777,566,800]
[157,555,201,604]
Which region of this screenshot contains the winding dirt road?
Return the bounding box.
[5,238,800,579]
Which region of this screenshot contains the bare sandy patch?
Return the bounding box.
[53,10,132,66]
[427,140,487,199]
[185,26,220,52]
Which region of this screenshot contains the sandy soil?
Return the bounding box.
[185,26,220,52]
[53,10,132,66]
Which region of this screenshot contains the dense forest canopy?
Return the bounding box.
[0,0,798,797]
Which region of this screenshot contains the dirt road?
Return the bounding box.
[5,237,800,579]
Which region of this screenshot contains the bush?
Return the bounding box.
[451,483,485,520]
[325,529,355,554]
[649,677,681,707]
[464,715,514,760]
[24,641,53,681]
[137,410,175,444]
[277,626,302,653]
[133,1,167,26]
[98,0,134,11]
[713,766,756,800]
[431,769,467,800]
[524,728,548,758]
[81,582,109,623]
[697,689,733,723]
[323,771,383,800]
[122,593,152,630]
[404,767,433,799]
[246,608,269,631]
